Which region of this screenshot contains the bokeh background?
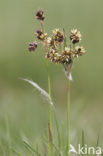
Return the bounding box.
[0,0,103,155]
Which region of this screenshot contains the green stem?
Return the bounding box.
[46,61,53,156]
[66,78,70,156]
[40,19,53,156]
[48,73,52,131]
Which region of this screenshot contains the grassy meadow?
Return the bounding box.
[0,0,103,155]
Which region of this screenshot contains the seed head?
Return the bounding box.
[46,47,73,65]
[36,30,47,41]
[28,41,37,52]
[28,9,86,78]
[70,29,81,44]
[60,47,72,65]
[74,46,85,57]
[46,49,60,63]
[36,9,45,21]
[52,29,64,43]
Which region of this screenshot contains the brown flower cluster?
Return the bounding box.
[28,41,37,52]
[36,9,45,21]
[35,30,47,41]
[28,9,85,75]
[45,28,85,66]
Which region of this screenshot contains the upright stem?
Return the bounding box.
[46,61,53,156]
[48,69,52,131]
[66,78,70,156]
[40,21,53,156]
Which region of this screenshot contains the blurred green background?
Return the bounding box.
[0,0,103,155]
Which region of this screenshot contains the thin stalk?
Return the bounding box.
[46,61,53,156]
[41,21,44,33]
[46,61,52,130]
[66,78,70,156]
[63,29,71,155]
[48,66,52,131]
[40,21,53,156]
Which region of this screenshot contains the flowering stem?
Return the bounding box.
[66,78,71,156]
[40,22,53,153]
[40,22,53,152]
[46,61,53,156]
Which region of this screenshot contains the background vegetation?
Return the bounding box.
[0,0,103,155]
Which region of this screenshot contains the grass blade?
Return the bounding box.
[11,148,22,156]
[82,130,85,156]
[20,78,53,106]
[52,143,62,156]
[23,140,41,156]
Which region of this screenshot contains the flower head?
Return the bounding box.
[36,30,47,41]
[60,47,72,65]
[36,9,45,21]
[28,41,37,52]
[74,46,85,57]
[47,37,56,49]
[70,29,81,44]
[52,29,64,43]
[46,49,60,63]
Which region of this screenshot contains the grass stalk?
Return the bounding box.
[23,140,41,156]
[46,61,53,156]
[40,21,53,156]
[11,148,22,156]
[41,19,53,155]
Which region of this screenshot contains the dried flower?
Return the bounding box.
[28,41,37,52]
[60,47,72,65]
[36,9,45,21]
[36,30,47,41]
[74,46,85,57]
[46,49,60,63]
[45,47,73,65]
[70,29,81,44]
[52,29,64,43]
